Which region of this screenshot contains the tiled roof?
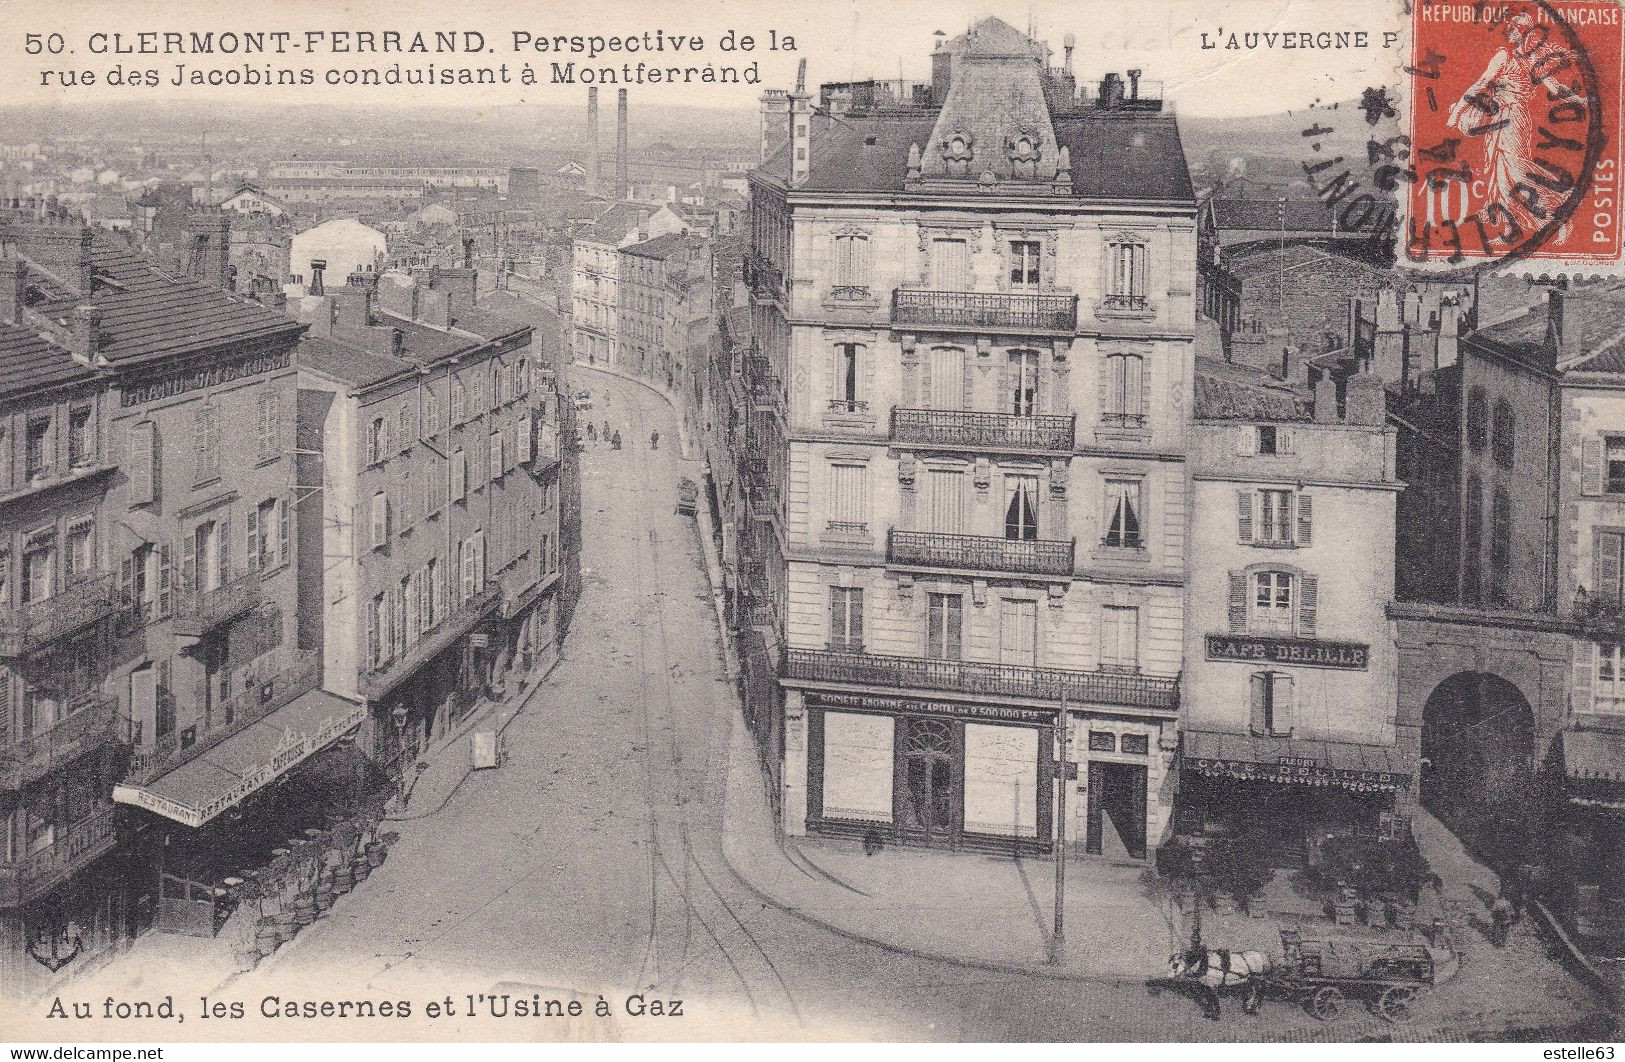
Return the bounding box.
[15,236,304,365]
[1194,356,1310,421]
[1209,198,1342,234]
[0,324,93,398]
[623,233,692,260]
[447,307,529,344]
[758,110,1193,203]
[1224,241,1388,279]
[1476,280,1625,371]
[297,334,405,389]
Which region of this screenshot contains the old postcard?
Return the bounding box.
[0,0,1620,1047]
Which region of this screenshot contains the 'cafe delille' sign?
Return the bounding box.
[1205,634,1369,671]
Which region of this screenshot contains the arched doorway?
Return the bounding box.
[1420,671,1536,818]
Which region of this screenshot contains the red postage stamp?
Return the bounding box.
[1406,0,1625,269]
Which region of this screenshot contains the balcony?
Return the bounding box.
[888,530,1075,577]
[1,694,127,791]
[744,254,785,298]
[0,804,121,909]
[784,649,1180,711]
[891,408,1074,452]
[0,573,118,658]
[361,585,501,700]
[124,650,319,786]
[892,289,1078,335]
[171,571,264,638]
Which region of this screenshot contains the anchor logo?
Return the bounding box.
[27,914,83,973]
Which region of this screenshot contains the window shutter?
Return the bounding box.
[119,556,133,606]
[1135,358,1149,419]
[1237,425,1257,456]
[371,493,387,548]
[828,589,842,647]
[246,506,260,571]
[1298,574,1318,636]
[130,421,156,504]
[1099,357,1113,415]
[279,497,290,566]
[218,515,231,582]
[1278,429,1294,454]
[1249,672,1269,735]
[180,532,196,593]
[1270,674,1295,735]
[1228,572,1248,632]
[158,543,171,616]
[1296,493,1314,546]
[364,600,376,668]
[1574,643,1597,716]
[1596,531,1623,606]
[452,451,467,502]
[475,531,486,588]
[1236,491,1255,543]
[1583,436,1604,495]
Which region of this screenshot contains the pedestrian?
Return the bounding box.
[1490,894,1513,947]
[612,430,622,450]
[586,423,597,443]
[603,420,610,440]
[1415,873,1445,945]
[650,430,660,450]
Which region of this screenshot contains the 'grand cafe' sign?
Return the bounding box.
[1205,634,1369,671]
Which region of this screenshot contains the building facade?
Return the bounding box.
[748,17,1195,857]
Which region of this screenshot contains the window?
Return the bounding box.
[1008,350,1039,415]
[829,586,864,651]
[451,377,467,424]
[1089,731,1117,752]
[1238,489,1312,546]
[833,233,871,295]
[928,347,964,410]
[1121,733,1150,755]
[1597,644,1625,712]
[1103,479,1143,548]
[1252,571,1295,634]
[1009,240,1041,287]
[998,598,1039,667]
[1257,425,1278,455]
[473,371,488,413]
[22,544,53,604]
[398,406,415,453]
[1463,473,1483,605]
[1102,353,1145,427]
[490,430,504,481]
[831,343,861,411]
[68,405,93,468]
[370,491,389,549]
[25,418,50,479]
[1250,671,1295,736]
[924,468,965,532]
[1005,474,1039,540]
[129,420,157,505]
[1489,489,1512,606]
[452,449,467,502]
[65,523,93,581]
[1466,386,1487,452]
[423,393,440,437]
[1100,605,1139,671]
[425,557,441,627]
[1492,399,1515,468]
[926,592,963,660]
[828,464,868,529]
[193,406,220,483]
[368,592,387,667]
[930,238,971,289]
[1107,240,1148,307]
[256,394,280,463]
[368,417,386,465]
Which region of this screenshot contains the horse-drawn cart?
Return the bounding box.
[1263,929,1434,1023]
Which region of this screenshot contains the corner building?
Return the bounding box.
[749,19,1196,856]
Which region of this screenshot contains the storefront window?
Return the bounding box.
[1597,643,1625,712]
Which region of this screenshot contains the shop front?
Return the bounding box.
[806,691,1054,852]
[1176,729,1415,866]
[1560,727,1625,947]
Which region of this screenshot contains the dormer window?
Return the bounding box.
[942,133,975,177]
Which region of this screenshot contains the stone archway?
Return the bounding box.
[1420,670,1537,817]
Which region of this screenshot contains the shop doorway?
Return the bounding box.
[898,717,956,844]
[1087,762,1147,859]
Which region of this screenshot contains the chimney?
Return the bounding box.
[1437,298,1461,369]
[1548,288,1585,362]
[758,89,790,164]
[0,255,23,324]
[76,227,94,296]
[1064,34,1076,75]
[297,295,334,338]
[71,305,101,365]
[616,89,629,200]
[637,209,650,243]
[1345,372,1386,426]
[1313,374,1339,424]
[789,59,812,187]
[462,234,474,270]
[331,282,373,331]
[1375,287,1400,332]
[587,87,601,197]
[1127,68,1142,100]
[309,258,327,296]
[418,288,452,329]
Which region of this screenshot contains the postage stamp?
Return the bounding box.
[1403,0,1625,271]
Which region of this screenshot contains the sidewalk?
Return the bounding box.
[719,713,1178,982]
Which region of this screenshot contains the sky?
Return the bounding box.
[0,0,1401,118]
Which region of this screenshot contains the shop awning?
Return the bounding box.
[113,688,366,829]
[1562,729,1625,810]
[1180,729,1415,793]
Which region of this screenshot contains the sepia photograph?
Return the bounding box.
[0,0,1620,1047]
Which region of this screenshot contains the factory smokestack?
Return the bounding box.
[586,87,600,197]
[616,88,629,200]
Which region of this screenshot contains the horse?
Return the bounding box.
[1147,945,1272,1020]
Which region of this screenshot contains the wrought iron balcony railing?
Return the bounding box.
[0,573,117,658]
[361,586,501,700]
[1101,293,1150,311]
[125,651,320,786]
[888,530,1075,576]
[1,694,126,791]
[892,289,1078,334]
[784,648,1180,711]
[891,408,1074,452]
[0,804,120,909]
[171,571,264,638]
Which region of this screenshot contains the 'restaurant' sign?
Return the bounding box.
[1205,634,1369,671]
[1184,754,1407,792]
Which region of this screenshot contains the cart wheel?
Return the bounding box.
[1378,985,1418,1024]
[1310,986,1345,1022]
